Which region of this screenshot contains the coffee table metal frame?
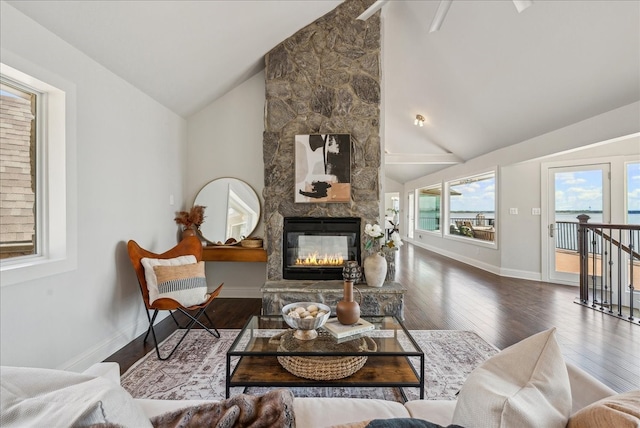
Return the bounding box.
[225,315,424,401]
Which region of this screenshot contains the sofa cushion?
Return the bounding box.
[567,390,640,428]
[451,327,571,428]
[0,366,152,428]
[294,398,410,427]
[140,255,198,304]
[153,261,208,306]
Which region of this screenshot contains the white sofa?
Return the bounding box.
[85,360,615,427]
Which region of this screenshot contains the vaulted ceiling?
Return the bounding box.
[7,0,640,183]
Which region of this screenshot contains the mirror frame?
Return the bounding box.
[193,177,261,245]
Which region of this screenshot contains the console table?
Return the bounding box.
[261,280,406,321]
[201,246,267,262]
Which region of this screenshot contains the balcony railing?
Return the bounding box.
[575,215,639,325]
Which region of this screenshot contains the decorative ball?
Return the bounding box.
[342,260,362,282]
[282,302,331,332]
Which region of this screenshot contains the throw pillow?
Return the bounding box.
[140,255,197,304]
[567,390,640,428]
[451,327,571,428]
[153,261,209,307]
[150,388,295,428]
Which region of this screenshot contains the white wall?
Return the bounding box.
[0,3,187,371]
[186,71,266,298]
[405,102,640,280]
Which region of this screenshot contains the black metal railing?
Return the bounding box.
[576,215,639,325]
[416,215,498,232]
[556,221,579,251]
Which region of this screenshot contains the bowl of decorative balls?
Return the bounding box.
[282,302,331,340]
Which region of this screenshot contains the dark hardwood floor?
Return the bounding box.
[106,242,639,393]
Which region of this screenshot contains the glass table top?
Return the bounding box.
[228,315,422,357]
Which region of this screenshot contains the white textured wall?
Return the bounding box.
[186,71,266,298]
[0,3,187,371]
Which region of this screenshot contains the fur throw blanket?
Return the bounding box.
[150,389,295,428]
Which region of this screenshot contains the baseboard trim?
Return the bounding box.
[59,311,167,373]
[499,267,541,281]
[407,238,540,281]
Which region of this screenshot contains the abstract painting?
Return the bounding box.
[294,134,351,203]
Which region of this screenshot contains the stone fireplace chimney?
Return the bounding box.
[263,0,381,281]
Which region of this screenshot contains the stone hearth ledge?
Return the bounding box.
[261,280,406,321]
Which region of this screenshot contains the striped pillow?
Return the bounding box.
[152,261,209,307]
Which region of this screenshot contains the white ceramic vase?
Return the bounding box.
[364,253,387,288]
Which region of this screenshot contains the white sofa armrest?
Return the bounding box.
[294,397,410,427]
[404,400,456,425]
[81,362,121,386]
[566,362,616,413]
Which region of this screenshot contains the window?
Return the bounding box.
[417,184,441,232]
[627,161,639,225]
[0,81,37,259]
[0,62,75,286]
[446,171,496,243]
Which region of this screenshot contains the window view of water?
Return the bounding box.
[555,211,640,224]
[417,211,496,231]
[417,211,639,231]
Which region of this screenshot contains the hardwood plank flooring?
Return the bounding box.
[106,242,638,393]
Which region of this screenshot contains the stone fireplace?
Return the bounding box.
[282,217,361,280]
[262,0,382,281]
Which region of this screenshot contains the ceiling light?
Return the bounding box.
[414,114,425,127]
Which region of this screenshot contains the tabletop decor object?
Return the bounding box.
[336,281,361,325]
[274,330,377,381]
[174,205,206,239]
[363,223,404,287]
[338,261,362,324]
[240,237,263,248]
[282,302,331,340]
[363,253,387,287]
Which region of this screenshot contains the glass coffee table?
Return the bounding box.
[226,315,424,401]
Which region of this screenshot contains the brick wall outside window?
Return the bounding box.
[0,94,35,258]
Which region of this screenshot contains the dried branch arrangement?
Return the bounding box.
[174,205,206,229]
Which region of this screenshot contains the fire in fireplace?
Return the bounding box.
[283,217,361,280]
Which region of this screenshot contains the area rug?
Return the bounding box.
[121,329,498,403]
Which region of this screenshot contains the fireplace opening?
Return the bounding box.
[283,217,361,280]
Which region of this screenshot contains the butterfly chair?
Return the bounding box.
[127,236,223,360]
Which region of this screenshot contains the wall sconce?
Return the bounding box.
[414,114,425,127]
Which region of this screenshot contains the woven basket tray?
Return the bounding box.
[273,330,377,381]
[240,238,263,248]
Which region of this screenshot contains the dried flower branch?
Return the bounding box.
[174,205,206,229]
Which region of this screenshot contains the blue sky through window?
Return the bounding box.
[555,170,603,212]
[449,176,495,212]
[628,162,640,214]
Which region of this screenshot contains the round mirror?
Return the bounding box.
[194,178,261,244]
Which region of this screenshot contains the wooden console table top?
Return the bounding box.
[202,246,267,262]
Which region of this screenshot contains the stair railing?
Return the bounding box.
[577,215,639,324]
